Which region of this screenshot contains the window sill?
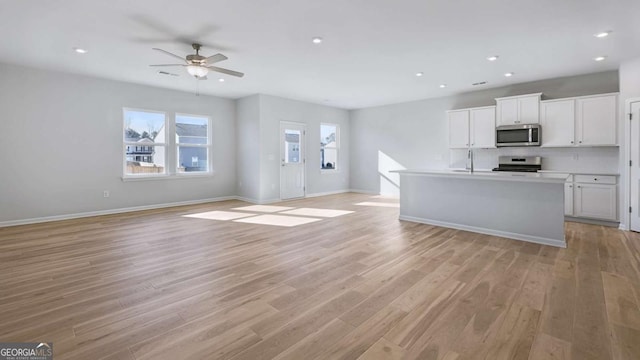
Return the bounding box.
[122,172,215,182]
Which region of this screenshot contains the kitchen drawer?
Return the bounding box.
[574,175,616,184]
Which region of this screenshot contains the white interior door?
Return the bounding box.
[280,122,306,200]
[630,101,640,231]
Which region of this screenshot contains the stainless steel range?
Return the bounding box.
[492,156,542,172]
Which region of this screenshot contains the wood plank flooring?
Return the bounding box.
[1,193,640,359]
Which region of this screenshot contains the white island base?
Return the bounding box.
[395,170,569,248]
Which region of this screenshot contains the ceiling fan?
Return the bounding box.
[150,43,244,80]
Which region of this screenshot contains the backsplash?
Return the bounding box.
[450,147,620,173]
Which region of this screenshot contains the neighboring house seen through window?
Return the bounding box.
[321,123,339,170]
[123,109,167,176]
[123,109,211,178]
[176,114,210,173]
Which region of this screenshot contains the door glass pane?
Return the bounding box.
[285,130,301,164]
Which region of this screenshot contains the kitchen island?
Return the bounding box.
[393,169,570,247]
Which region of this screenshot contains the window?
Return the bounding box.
[123,109,166,176]
[320,123,339,170]
[122,109,211,178]
[176,114,210,173]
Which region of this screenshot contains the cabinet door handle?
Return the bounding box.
[577,185,581,188]
[579,141,582,143]
[594,178,598,181]
[570,140,574,144]
[569,185,573,188]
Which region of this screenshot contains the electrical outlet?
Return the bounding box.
[103,190,110,198]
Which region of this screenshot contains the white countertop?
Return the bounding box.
[537,170,620,176]
[392,169,570,184]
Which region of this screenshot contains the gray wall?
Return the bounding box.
[349,71,620,196]
[0,62,236,223]
[258,94,350,201]
[235,94,261,201]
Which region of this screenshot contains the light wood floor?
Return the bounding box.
[1,193,640,360]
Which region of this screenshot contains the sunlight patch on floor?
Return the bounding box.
[355,202,400,208]
[280,208,354,218]
[232,205,295,213]
[234,214,322,227]
[183,211,257,220]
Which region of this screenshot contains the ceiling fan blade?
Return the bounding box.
[152,48,186,63]
[149,64,186,67]
[207,66,244,77]
[206,53,228,64]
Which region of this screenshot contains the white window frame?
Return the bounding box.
[121,109,214,181]
[175,113,213,176]
[122,108,168,179]
[320,123,340,173]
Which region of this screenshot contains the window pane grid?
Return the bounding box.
[123,110,212,178]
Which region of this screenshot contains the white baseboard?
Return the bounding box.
[0,196,237,228]
[1,190,386,228]
[399,215,567,248]
[306,189,350,198]
[234,196,260,204]
[234,196,282,205]
[564,216,620,228]
[348,188,380,195]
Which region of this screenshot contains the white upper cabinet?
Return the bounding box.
[448,109,470,149]
[448,106,496,149]
[541,94,618,147]
[576,94,617,146]
[541,99,575,147]
[496,93,542,125]
[470,106,496,148]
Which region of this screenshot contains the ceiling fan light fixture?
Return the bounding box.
[186,65,209,78]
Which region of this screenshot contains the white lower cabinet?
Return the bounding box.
[564,174,617,221]
[564,182,574,216]
[574,184,617,221]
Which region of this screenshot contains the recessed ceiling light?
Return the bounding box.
[73,47,87,54]
[594,56,607,62]
[594,31,611,38]
[504,72,514,77]
[439,84,447,88]
[415,72,424,77]
[487,55,499,61]
[218,78,225,82]
[312,37,323,44]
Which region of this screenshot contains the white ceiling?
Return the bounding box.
[1,0,638,109]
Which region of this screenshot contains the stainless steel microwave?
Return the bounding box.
[496,124,541,147]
